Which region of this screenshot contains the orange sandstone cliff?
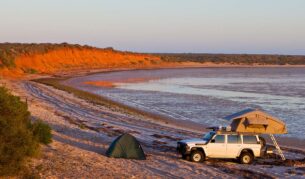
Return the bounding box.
[0,45,164,78]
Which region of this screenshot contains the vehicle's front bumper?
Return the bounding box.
[177,142,191,155]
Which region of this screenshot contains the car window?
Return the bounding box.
[243,135,258,144]
[203,132,215,141]
[213,135,225,143]
[227,135,241,144]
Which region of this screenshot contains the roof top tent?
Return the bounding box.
[224,108,288,160]
[224,108,287,134]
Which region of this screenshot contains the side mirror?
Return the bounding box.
[211,139,215,143]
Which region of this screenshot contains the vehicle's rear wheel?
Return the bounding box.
[191,151,205,162]
[239,152,254,164]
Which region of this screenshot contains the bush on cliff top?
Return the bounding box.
[0,86,52,176]
[158,53,305,65]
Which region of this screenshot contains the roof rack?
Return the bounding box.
[206,126,262,135]
[206,126,232,132]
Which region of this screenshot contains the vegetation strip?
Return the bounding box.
[157,53,305,65]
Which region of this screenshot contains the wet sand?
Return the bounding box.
[63,67,305,150]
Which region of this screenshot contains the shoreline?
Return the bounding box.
[33,66,305,150]
[53,63,305,79]
[32,77,209,134]
[13,62,305,80]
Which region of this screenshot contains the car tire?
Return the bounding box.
[239,152,254,164]
[191,151,205,163]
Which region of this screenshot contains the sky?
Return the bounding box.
[0,0,305,55]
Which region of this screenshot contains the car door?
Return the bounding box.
[242,135,261,157]
[206,134,226,158]
[226,134,242,158]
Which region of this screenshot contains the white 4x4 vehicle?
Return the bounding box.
[177,130,264,164]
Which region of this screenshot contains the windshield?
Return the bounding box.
[203,131,215,141]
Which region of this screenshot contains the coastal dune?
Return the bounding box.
[0,44,166,77]
[2,43,305,78]
[14,48,161,73]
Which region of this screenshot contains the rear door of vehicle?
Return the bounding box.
[206,134,226,158]
[226,134,242,158]
[242,135,261,157]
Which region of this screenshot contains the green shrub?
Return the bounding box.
[0,50,15,68]
[0,86,52,176]
[32,120,52,145]
[23,68,38,74]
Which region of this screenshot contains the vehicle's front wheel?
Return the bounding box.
[239,152,254,164]
[190,151,205,162]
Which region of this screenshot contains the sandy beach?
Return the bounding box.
[1,66,305,178]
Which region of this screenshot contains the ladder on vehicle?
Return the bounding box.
[269,134,285,160]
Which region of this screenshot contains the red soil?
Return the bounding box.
[0,47,164,78]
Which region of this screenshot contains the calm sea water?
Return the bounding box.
[66,68,305,139]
